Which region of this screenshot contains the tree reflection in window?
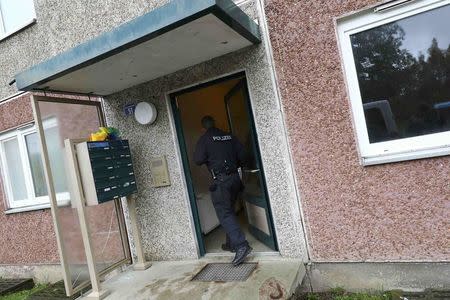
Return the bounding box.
[351,5,450,143]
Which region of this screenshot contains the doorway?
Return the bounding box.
[170,72,278,256]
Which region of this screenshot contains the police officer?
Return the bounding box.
[194,116,252,266]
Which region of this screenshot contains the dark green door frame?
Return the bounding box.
[170,97,207,256]
[169,71,278,256]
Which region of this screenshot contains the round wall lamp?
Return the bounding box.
[134,102,158,125]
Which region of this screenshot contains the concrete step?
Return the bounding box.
[82,257,306,300]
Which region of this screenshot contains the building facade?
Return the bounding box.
[265,0,449,261]
[0,0,448,292]
[0,93,59,281]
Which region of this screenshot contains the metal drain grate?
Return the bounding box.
[192,263,257,282]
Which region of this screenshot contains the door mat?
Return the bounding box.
[192,263,257,282]
[0,278,34,296]
[29,280,90,300]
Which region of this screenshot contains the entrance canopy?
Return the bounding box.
[14,0,260,96]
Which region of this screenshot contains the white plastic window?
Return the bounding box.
[0,121,69,210]
[0,0,36,39]
[337,0,450,165]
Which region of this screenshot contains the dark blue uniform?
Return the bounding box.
[194,127,248,250]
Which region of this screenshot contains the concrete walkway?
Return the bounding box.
[82,256,305,300]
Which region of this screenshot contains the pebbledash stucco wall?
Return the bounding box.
[0,0,174,100]
[265,0,449,262]
[0,0,307,262]
[3,0,445,267]
[103,0,308,261]
[0,0,186,267]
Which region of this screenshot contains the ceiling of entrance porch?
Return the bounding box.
[14,0,260,96]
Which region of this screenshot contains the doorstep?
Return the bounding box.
[79,257,306,300]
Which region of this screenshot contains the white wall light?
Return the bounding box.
[134,102,158,125]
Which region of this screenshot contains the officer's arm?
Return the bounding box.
[194,138,207,165]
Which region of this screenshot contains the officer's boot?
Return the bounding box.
[232,244,252,266]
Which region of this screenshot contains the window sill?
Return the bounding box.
[362,146,450,166]
[4,203,51,215]
[0,18,37,42]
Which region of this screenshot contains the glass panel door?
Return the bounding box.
[225,79,277,251]
[33,96,130,294]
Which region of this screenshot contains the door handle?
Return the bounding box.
[243,169,260,173]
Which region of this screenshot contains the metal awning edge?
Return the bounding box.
[14,0,261,93]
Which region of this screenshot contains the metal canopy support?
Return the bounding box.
[127,194,152,271]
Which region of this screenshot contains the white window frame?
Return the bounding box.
[0,121,69,210]
[0,0,36,41]
[337,0,450,166]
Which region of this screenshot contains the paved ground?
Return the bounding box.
[80,256,305,300]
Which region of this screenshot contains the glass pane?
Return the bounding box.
[225,83,276,250]
[0,0,35,33]
[3,138,27,201]
[44,125,68,195]
[226,87,262,199]
[350,4,450,143]
[37,100,127,291]
[25,132,48,197]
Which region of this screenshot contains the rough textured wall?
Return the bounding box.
[104,48,308,260]
[103,1,308,261]
[0,0,173,99]
[0,94,59,265]
[1,0,307,261]
[265,0,450,261]
[0,0,257,100]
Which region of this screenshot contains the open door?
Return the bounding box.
[225,80,277,251]
[171,72,278,255]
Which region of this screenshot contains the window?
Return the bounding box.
[0,0,36,39]
[0,121,68,210]
[337,0,450,165]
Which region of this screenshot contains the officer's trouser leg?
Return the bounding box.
[225,192,239,247]
[211,177,247,250]
[226,234,231,247]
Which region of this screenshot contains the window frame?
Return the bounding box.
[0,121,69,210]
[0,0,36,41]
[337,0,450,165]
